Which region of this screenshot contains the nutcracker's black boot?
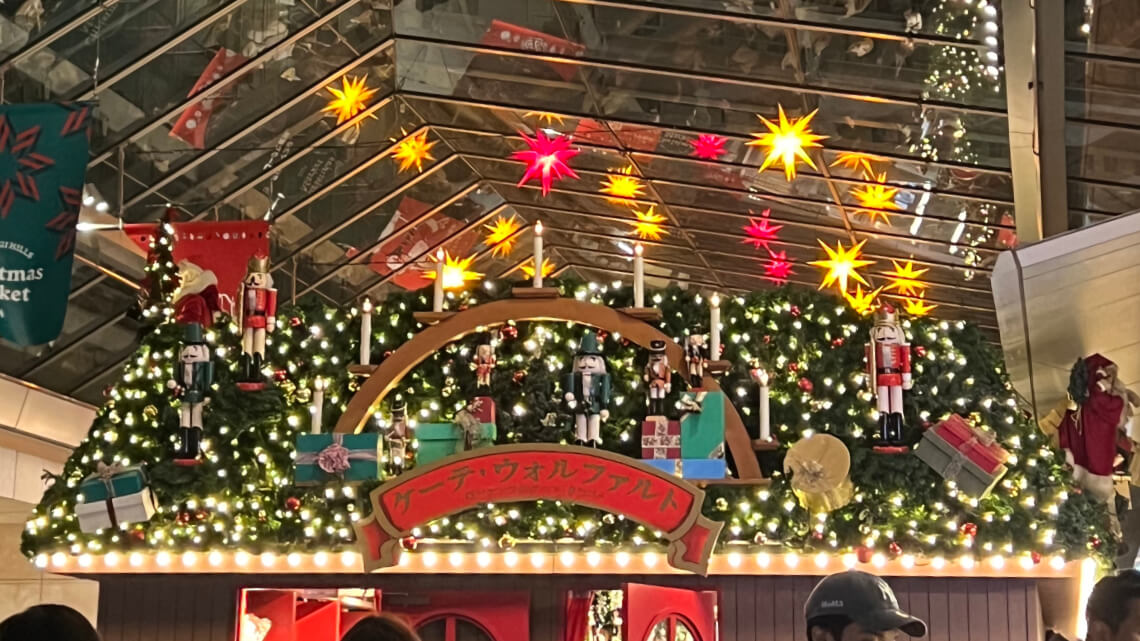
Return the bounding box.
[887,413,904,445]
[174,427,201,465]
[690,375,702,389]
[252,352,263,379]
[875,413,890,446]
[239,353,252,381]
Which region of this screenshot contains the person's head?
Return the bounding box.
[804,571,927,641]
[341,613,421,641]
[1086,569,1140,641]
[0,604,99,641]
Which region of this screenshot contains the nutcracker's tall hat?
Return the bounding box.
[247,254,270,273]
[578,331,603,356]
[649,339,666,353]
[874,302,897,325]
[182,323,206,345]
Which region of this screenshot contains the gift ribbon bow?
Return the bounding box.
[940,426,1000,478]
[679,392,707,413]
[296,435,378,477]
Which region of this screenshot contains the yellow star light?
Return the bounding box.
[600,166,645,204]
[885,260,929,297]
[902,295,937,317]
[483,215,522,258]
[809,239,874,291]
[524,111,565,125]
[851,173,900,224]
[629,205,668,241]
[520,257,556,279]
[392,130,437,173]
[323,75,377,125]
[845,285,883,316]
[830,151,887,175]
[422,251,483,290]
[747,105,828,181]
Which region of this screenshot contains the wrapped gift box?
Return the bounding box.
[679,390,726,460]
[295,433,382,486]
[913,415,1009,498]
[640,417,681,459]
[76,464,156,533]
[468,397,496,423]
[416,421,497,466]
[643,458,727,480]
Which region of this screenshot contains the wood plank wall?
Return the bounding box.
[93,574,1044,641]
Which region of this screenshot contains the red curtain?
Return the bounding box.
[564,592,592,641]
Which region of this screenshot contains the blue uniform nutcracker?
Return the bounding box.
[167,323,214,465]
[563,331,611,446]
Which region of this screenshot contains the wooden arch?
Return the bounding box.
[334,297,762,479]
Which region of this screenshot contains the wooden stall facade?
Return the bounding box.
[92,573,1049,641]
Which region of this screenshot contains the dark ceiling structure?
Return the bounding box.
[0,0,1127,404]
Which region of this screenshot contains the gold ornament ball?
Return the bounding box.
[498,534,517,550]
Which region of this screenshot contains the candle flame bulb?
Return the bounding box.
[313,377,327,391]
[535,220,543,236]
[634,242,643,256]
[361,297,372,314]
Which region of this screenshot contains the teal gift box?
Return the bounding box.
[680,390,726,459]
[294,433,381,486]
[79,464,147,502]
[416,422,496,466]
[643,458,727,480]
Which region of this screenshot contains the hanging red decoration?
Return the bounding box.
[689,134,728,161]
[500,325,518,340]
[400,536,418,551]
[855,545,873,564]
[1031,551,1042,565]
[888,541,902,558]
[511,130,580,195]
[798,378,814,393]
[284,497,301,511]
[764,250,794,283]
[960,522,978,537]
[742,210,783,249]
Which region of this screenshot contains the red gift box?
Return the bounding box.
[932,415,1009,474]
[641,417,681,459]
[468,397,496,424]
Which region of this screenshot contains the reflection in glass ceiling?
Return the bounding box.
[0,0,1018,402]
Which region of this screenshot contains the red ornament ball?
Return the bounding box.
[274,369,288,382]
[915,345,926,358]
[763,335,771,344]
[855,546,873,564]
[289,316,302,327]
[1090,535,1102,549]
[500,325,519,340]
[512,370,527,384]
[790,305,801,317]
[400,536,418,551]
[175,511,191,525]
[960,522,978,537]
[788,362,799,372]
[831,337,844,347]
[811,530,824,540]
[1030,551,1042,565]
[285,497,301,511]
[888,541,902,558]
[596,330,609,342]
[130,529,146,542]
[798,378,814,393]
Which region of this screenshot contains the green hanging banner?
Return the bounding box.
[0,102,93,346]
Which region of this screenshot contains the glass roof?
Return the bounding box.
[0,0,1020,402]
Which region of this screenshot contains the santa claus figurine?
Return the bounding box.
[1059,354,1140,502]
[173,260,221,327]
[866,303,912,446]
[237,255,276,388]
[563,331,611,446]
[685,332,707,389]
[644,340,671,416]
[474,342,496,389]
[167,323,214,465]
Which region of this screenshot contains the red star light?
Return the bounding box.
[0,116,54,218]
[742,210,783,249]
[689,134,727,161]
[764,250,794,283]
[512,130,580,196]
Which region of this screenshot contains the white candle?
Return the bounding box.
[432,249,444,312]
[709,294,721,361]
[753,367,771,441]
[311,377,326,435]
[533,221,544,288]
[359,298,372,366]
[633,242,645,307]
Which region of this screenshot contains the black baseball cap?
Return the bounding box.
[805,571,927,637]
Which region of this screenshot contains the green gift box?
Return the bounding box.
[416,422,496,466]
[79,463,147,502]
[679,390,726,459]
[294,433,382,486]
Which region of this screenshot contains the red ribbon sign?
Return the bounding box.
[354,445,724,574]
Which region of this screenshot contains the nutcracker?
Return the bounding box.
[237,255,277,388]
[644,339,671,416]
[865,303,912,446]
[167,323,214,465]
[563,331,611,446]
[474,342,496,389]
[685,332,707,389]
[387,399,408,474]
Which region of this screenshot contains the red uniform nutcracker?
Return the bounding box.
[865,303,912,446]
[237,255,276,388]
[474,342,496,389]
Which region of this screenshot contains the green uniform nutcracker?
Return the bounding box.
[563,331,611,446]
[167,323,214,465]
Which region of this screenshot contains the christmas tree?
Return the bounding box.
[23,261,1114,567]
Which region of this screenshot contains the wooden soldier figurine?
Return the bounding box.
[644,339,671,416]
[866,303,912,446]
[474,342,496,389]
[168,323,214,466]
[563,331,612,446]
[237,255,276,389]
[685,332,707,389]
